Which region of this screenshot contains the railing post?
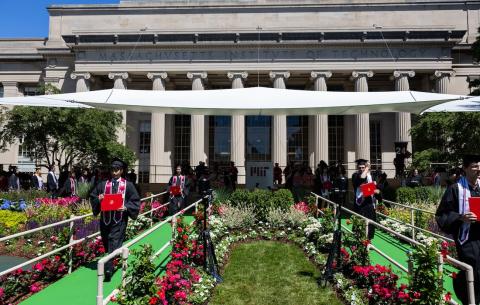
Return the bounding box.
[97,261,104,305]
[122,247,129,292]
[172,215,177,238]
[407,250,414,285]
[466,267,476,305]
[438,252,444,299]
[150,197,154,228]
[365,219,370,239]
[68,214,75,274]
[410,208,415,240]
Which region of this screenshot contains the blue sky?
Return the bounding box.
[0,0,118,38]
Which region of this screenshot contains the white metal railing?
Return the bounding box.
[312,192,475,305]
[0,191,168,279]
[96,196,204,305]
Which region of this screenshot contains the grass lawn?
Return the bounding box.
[208,240,344,305]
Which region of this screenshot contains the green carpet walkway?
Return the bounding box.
[341,218,460,303]
[20,216,194,305]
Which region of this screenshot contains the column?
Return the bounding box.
[70,72,91,92]
[393,71,415,151]
[351,71,373,161]
[228,71,248,184]
[433,70,455,94]
[187,72,208,165]
[147,72,171,183]
[310,71,332,167]
[108,72,129,145]
[269,71,289,168]
[0,82,20,165]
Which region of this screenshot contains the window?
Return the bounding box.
[246,116,271,162]
[23,86,41,96]
[174,115,191,166]
[18,137,34,159]
[139,121,151,154]
[287,116,309,163]
[138,171,149,184]
[328,116,344,164]
[370,120,382,170]
[0,85,3,98]
[208,116,231,165]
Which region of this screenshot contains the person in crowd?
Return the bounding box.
[47,165,59,197]
[376,172,389,192]
[31,167,44,190]
[284,161,294,189]
[332,165,348,206]
[407,168,423,187]
[58,165,70,191]
[90,158,140,282]
[8,166,20,191]
[352,159,382,239]
[292,164,305,202]
[126,168,137,185]
[62,170,78,197]
[78,169,89,184]
[436,155,480,304]
[433,168,442,187]
[228,161,238,191]
[90,168,101,187]
[0,165,8,191]
[315,161,331,197]
[273,162,283,185]
[168,165,190,215]
[197,168,211,196]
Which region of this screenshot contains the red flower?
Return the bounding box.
[451,272,457,279]
[30,283,41,293]
[445,292,452,301]
[33,263,44,272]
[362,240,371,247]
[54,255,61,261]
[0,287,4,298]
[149,296,159,305]
[413,291,421,299]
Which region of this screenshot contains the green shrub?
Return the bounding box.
[396,187,416,205]
[0,210,27,236]
[76,182,92,200]
[229,189,251,206]
[269,189,294,210]
[0,189,48,202]
[229,189,295,221]
[396,186,445,205]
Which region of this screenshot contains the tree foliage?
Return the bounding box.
[0,106,136,170]
[411,112,480,169]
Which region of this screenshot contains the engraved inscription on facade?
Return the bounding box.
[76,46,451,62]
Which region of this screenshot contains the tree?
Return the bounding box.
[411,112,480,170]
[0,106,136,170]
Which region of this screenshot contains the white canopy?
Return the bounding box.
[423,95,480,113]
[0,87,466,115]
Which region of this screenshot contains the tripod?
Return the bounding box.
[320,188,345,286]
[201,190,223,283]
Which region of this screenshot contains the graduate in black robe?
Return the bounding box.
[352,159,382,240]
[436,155,480,304]
[90,158,140,281]
[168,165,190,215]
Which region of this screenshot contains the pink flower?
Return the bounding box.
[30,283,41,293]
[0,287,4,298]
[445,292,452,301]
[173,290,187,300]
[33,263,44,272]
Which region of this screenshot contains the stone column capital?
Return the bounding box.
[432,70,455,79]
[393,70,415,79]
[187,71,208,80]
[310,71,332,80]
[227,71,248,80]
[147,72,169,81]
[70,72,91,80]
[351,71,374,79]
[108,72,129,80]
[269,71,290,80]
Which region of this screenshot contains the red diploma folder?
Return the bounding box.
[361,182,376,197]
[101,193,124,211]
[468,197,480,217]
[169,185,181,196]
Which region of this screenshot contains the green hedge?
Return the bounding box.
[396,186,444,205]
[0,189,48,202]
[229,188,294,220]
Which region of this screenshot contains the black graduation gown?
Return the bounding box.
[90,179,140,275]
[436,183,480,304]
[168,175,190,215]
[352,173,381,240]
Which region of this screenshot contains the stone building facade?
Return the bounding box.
[0,0,479,184]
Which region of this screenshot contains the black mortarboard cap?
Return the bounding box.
[462,154,480,167]
[355,159,368,165]
[111,157,127,169]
